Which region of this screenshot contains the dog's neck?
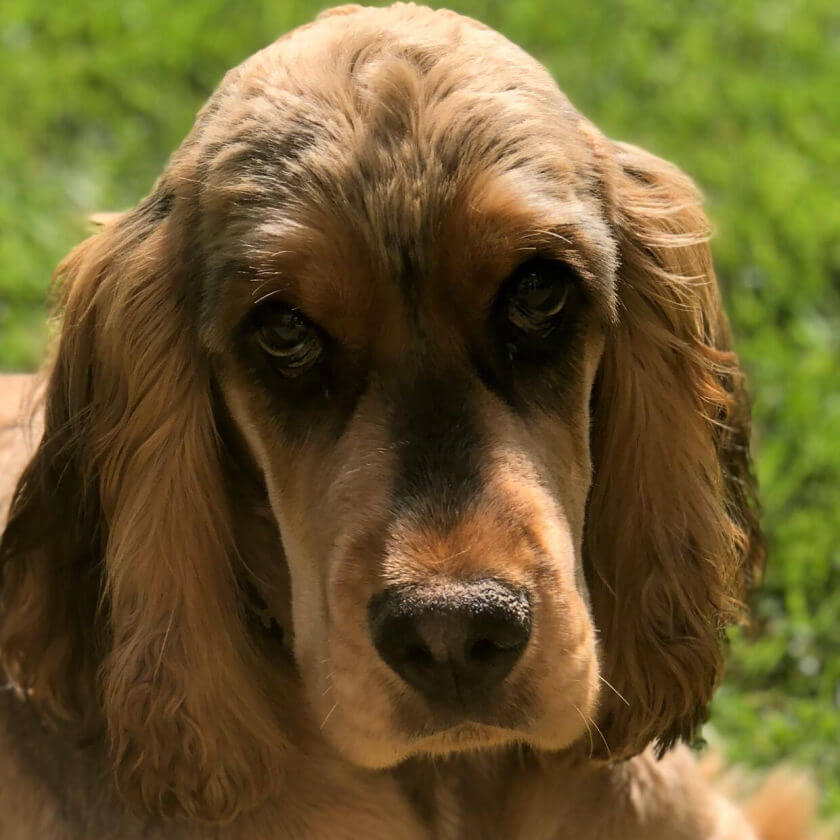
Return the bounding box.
[392,748,623,840]
[394,750,524,838]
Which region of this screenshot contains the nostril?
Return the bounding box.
[405,642,435,667]
[468,638,503,662]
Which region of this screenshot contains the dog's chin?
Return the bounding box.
[321,713,591,770]
[324,723,517,770]
[405,721,530,757]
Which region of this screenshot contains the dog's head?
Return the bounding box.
[0,3,762,822]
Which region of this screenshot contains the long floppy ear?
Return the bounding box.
[584,139,764,759]
[0,192,285,819]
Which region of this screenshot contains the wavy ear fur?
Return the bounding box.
[0,193,285,820]
[585,139,764,759]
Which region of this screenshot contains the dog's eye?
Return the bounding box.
[254,306,323,375]
[506,259,572,338]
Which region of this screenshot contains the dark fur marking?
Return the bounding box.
[390,373,484,530]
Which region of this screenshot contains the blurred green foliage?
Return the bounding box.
[1,0,838,815]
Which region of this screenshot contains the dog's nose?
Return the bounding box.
[368,580,531,704]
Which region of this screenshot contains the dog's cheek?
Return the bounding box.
[218,375,337,693]
[481,396,601,744]
[502,467,600,744]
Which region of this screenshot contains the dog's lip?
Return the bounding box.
[407,718,522,751]
[409,710,525,740]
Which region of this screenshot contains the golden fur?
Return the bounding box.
[0,4,817,838]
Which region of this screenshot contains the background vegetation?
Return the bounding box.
[2,0,838,816]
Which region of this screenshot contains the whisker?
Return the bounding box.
[254,288,286,306]
[599,674,631,707]
[320,702,338,730]
[531,228,572,245]
[588,713,611,759]
[437,547,471,564]
[573,703,595,759]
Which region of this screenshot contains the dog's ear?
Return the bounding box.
[0,192,286,820]
[0,298,105,726]
[584,137,764,759]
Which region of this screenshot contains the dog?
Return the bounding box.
[0,4,817,838]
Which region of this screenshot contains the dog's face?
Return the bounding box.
[204,8,618,764]
[0,3,762,821]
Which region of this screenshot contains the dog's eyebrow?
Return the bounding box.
[459,173,618,321]
[453,217,616,327]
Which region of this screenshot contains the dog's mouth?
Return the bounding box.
[406,702,531,740]
[410,719,521,750]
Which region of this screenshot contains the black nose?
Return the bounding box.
[368,580,531,705]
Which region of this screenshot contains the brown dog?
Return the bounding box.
[1,4,813,838]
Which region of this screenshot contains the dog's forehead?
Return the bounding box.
[194,4,616,352]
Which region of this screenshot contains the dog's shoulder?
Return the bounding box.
[0,374,42,526]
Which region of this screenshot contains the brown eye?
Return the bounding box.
[254,307,323,375]
[507,260,572,337]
